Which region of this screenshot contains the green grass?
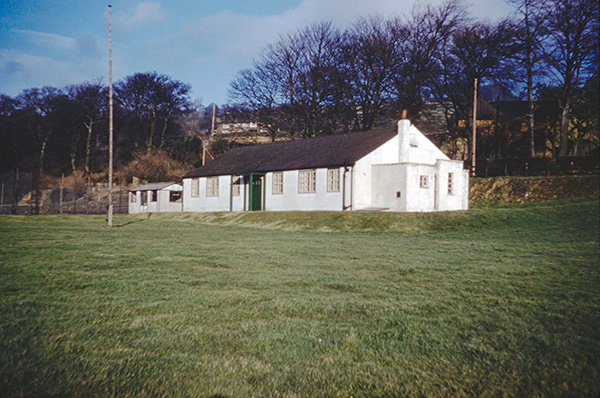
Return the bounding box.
[1,198,599,397]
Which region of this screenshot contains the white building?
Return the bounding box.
[182,119,469,212]
[128,182,183,214]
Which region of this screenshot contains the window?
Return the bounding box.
[206,177,219,197]
[327,168,340,192]
[191,178,199,197]
[419,175,429,188]
[169,191,182,203]
[141,191,147,205]
[130,192,137,203]
[232,176,241,196]
[448,172,454,195]
[151,190,158,202]
[272,172,283,194]
[298,169,316,193]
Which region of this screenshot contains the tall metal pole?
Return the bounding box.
[471,78,478,178]
[107,5,114,227]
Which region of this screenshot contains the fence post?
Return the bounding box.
[1,182,4,214]
[60,173,64,214]
[86,177,90,214]
[13,168,19,214]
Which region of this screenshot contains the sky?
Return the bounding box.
[0,0,514,105]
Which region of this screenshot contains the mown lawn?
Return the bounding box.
[0,198,599,397]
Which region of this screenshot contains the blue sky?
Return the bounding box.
[0,0,513,105]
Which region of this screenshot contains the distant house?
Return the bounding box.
[181,119,468,212]
[128,182,183,214]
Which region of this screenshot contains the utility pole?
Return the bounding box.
[471,78,478,178]
[107,4,114,227]
[211,103,216,133]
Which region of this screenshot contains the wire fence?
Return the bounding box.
[0,171,128,215]
[468,155,599,177]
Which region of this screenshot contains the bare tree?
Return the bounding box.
[394,0,467,121]
[340,16,405,130]
[293,22,344,137]
[508,0,549,157]
[543,0,598,157]
[428,20,517,158]
[115,72,192,153]
[67,81,108,173]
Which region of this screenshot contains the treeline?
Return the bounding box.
[229,0,598,157]
[0,72,217,178]
[0,0,598,182]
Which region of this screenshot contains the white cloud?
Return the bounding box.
[119,2,166,29]
[0,49,104,95]
[15,29,77,51]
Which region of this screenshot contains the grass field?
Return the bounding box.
[1,197,599,397]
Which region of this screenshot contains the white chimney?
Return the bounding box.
[398,118,410,163]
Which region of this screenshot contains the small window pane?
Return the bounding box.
[299,170,316,193]
[206,177,219,197]
[327,169,340,192]
[272,172,283,194]
[191,178,199,197]
[232,176,241,196]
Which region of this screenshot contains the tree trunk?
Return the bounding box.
[147,113,156,154]
[527,66,536,157]
[559,102,570,157]
[84,120,94,173]
[158,118,169,149]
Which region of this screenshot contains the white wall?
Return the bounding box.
[265,168,344,211]
[183,176,231,212]
[352,136,399,209]
[404,164,437,212]
[434,160,469,211]
[371,163,407,211]
[128,184,183,214]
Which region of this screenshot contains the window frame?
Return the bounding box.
[327,168,340,192]
[272,172,283,195]
[130,191,137,203]
[298,169,316,194]
[232,176,241,196]
[206,176,219,197]
[191,178,199,197]
[419,175,429,189]
[169,191,182,203]
[447,172,454,195]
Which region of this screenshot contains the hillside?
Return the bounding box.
[469,175,599,207]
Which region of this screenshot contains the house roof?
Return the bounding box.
[183,128,397,178]
[130,181,180,191]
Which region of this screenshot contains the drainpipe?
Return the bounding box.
[343,165,354,211]
[249,173,253,211]
[350,166,353,211]
[230,175,233,212]
[342,165,347,210]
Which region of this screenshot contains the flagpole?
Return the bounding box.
[107,4,114,227]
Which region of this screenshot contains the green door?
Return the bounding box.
[249,174,263,211]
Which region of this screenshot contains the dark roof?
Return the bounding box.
[183,128,397,178]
